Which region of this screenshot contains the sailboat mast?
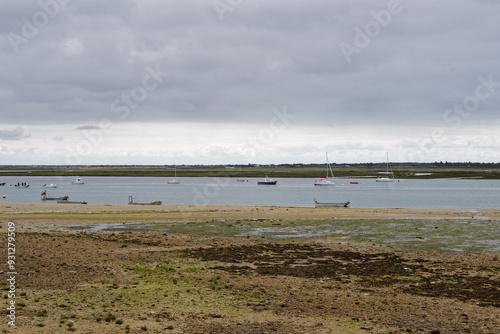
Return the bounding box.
[386,152,389,174]
[326,152,334,178]
[326,152,329,177]
[314,152,335,185]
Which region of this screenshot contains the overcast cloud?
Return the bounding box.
[1,0,499,165]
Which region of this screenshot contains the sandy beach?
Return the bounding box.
[2,202,500,228]
[1,203,499,333]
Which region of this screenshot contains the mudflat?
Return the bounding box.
[2,202,500,226]
[1,203,499,333]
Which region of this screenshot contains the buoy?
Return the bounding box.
[3,195,5,198]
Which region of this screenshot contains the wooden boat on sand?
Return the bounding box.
[57,200,87,204]
[41,191,69,201]
[314,198,350,208]
[128,195,162,205]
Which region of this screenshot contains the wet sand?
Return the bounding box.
[2,202,499,229]
[1,203,499,333]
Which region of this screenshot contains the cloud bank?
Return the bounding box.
[1,0,499,164]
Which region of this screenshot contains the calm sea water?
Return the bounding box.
[1,176,499,209]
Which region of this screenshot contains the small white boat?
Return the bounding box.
[43,183,57,188]
[258,175,277,185]
[314,153,335,186]
[71,177,86,184]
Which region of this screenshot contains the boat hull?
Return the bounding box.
[72,178,85,184]
[57,200,87,204]
[128,195,162,205]
[258,181,277,185]
[376,178,393,182]
[128,201,162,205]
[314,198,350,208]
[42,195,69,201]
[258,175,277,185]
[314,181,335,186]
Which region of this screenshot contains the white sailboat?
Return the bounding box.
[314,152,335,186]
[167,166,180,184]
[376,152,394,182]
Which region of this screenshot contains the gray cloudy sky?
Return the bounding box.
[1,0,499,165]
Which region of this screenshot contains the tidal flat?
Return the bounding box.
[1,203,499,333]
[67,217,500,253]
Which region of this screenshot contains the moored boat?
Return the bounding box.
[167,165,180,184]
[57,200,87,204]
[314,177,335,186]
[314,198,350,208]
[128,195,162,205]
[314,153,335,186]
[258,175,277,185]
[41,191,69,201]
[376,153,394,182]
[71,177,86,184]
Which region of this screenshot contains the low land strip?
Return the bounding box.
[2,164,500,179]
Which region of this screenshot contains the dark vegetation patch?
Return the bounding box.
[182,243,500,307]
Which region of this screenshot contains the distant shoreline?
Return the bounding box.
[1,163,500,179]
